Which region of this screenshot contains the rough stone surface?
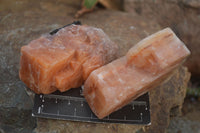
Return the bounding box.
[33,119,143,133]
[167,98,200,133]
[124,0,200,76]
[167,117,200,133]
[145,67,190,133]
[0,0,190,133]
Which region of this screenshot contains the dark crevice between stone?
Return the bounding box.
[170,105,181,117]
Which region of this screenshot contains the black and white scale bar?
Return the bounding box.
[32,87,151,125]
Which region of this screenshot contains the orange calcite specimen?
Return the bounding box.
[19,25,118,94]
[83,28,190,119]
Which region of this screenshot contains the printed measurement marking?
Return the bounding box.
[55,98,58,103]
[131,101,147,106]
[38,107,41,114]
[140,113,143,120]
[38,110,143,122]
[44,95,86,101]
[68,100,71,105]
[35,93,149,123]
[57,110,60,115]
[80,89,84,96]
[43,95,147,106]
[124,116,126,120]
[74,108,77,116]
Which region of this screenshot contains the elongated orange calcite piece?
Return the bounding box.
[19,25,118,94]
[83,28,190,119]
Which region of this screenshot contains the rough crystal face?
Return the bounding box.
[19,25,118,94]
[83,28,190,119]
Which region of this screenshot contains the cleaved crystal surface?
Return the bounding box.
[19,25,118,94]
[83,28,191,119]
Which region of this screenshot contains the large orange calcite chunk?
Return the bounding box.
[83,28,190,119]
[19,25,118,94]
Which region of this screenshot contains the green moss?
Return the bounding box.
[187,87,200,97]
[84,0,98,9]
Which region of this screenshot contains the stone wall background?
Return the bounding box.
[124,0,200,76]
